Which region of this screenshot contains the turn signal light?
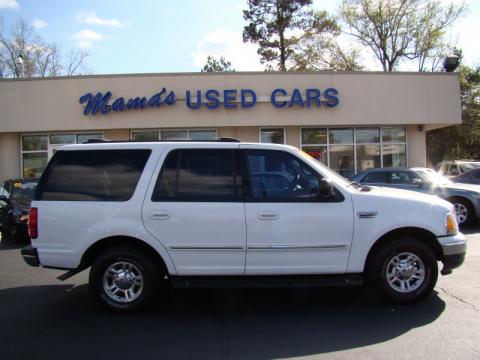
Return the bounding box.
[28,207,38,239]
[446,211,458,236]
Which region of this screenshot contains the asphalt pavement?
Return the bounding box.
[0,230,479,360]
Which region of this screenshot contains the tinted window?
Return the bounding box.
[362,172,387,184]
[389,171,420,184]
[37,150,151,201]
[152,149,241,202]
[246,150,331,202]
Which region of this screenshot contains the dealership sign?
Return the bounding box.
[79,87,339,116]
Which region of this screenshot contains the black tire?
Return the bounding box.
[368,237,438,304]
[448,197,474,226]
[89,247,161,312]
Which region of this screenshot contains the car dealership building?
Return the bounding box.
[0,71,461,181]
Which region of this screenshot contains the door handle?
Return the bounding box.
[150,210,171,220]
[257,211,279,220]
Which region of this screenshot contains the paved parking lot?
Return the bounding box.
[0,230,479,360]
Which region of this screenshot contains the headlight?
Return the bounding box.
[445,211,459,236]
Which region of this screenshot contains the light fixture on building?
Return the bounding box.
[15,55,25,78]
[443,54,460,73]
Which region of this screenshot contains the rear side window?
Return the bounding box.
[36,149,151,201]
[362,172,387,184]
[152,149,242,202]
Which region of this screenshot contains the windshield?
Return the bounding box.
[296,149,350,187]
[459,163,480,173]
[415,169,452,185]
[11,182,37,200]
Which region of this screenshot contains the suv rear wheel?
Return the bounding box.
[89,247,161,312]
[369,237,438,303]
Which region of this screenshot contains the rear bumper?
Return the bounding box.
[21,245,40,267]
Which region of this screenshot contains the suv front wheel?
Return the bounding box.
[89,247,160,312]
[369,237,438,303]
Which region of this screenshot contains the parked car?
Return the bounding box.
[436,160,480,178]
[22,140,466,312]
[0,179,37,242]
[353,167,480,226]
[450,168,480,185]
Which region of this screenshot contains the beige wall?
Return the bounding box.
[0,72,461,133]
[0,133,20,180]
[407,125,427,167]
[103,129,130,140]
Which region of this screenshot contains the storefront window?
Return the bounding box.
[383,144,407,167]
[22,135,48,151]
[161,130,188,140]
[356,144,381,173]
[356,128,380,143]
[330,145,355,179]
[50,134,75,144]
[23,152,48,179]
[77,133,103,143]
[260,128,285,144]
[382,127,406,143]
[301,128,327,145]
[301,146,328,165]
[301,127,407,175]
[329,128,353,144]
[132,131,159,141]
[189,130,216,140]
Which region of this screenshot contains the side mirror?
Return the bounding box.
[411,179,424,187]
[318,178,335,199]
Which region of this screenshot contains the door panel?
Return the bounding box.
[142,147,246,275]
[245,202,353,274]
[242,147,354,274]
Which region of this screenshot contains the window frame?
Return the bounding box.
[151,148,244,203]
[34,149,151,202]
[259,127,287,144]
[243,149,344,203]
[130,128,218,142]
[300,126,408,175]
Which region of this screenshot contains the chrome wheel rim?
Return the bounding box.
[385,252,425,293]
[454,203,468,224]
[102,261,144,303]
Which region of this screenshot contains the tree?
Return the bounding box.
[291,36,364,71]
[0,18,89,78]
[243,0,338,71]
[427,65,480,164]
[201,56,235,72]
[339,0,466,72]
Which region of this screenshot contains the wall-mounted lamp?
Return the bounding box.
[443,55,460,72]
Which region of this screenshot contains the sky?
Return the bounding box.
[0,0,479,75]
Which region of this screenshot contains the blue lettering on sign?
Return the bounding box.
[241,89,256,108]
[79,88,176,116]
[271,88,288,108]
[80,87,339,115]
[323,88,339,107]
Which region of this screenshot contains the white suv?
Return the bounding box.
[22,140,466,312]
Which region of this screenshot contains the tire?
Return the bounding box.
[89,247,161,312]
[368,237,438,304]
[449,197,474,226]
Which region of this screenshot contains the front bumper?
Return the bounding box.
[437,233,467,274]
[21,245,40,267]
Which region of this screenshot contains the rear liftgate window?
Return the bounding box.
[37,149,151,201]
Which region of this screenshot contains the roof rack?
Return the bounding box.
[84,137,241,144]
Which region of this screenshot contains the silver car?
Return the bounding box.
[353,167,480,226]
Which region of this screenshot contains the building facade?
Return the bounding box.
[0,71,461,181]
